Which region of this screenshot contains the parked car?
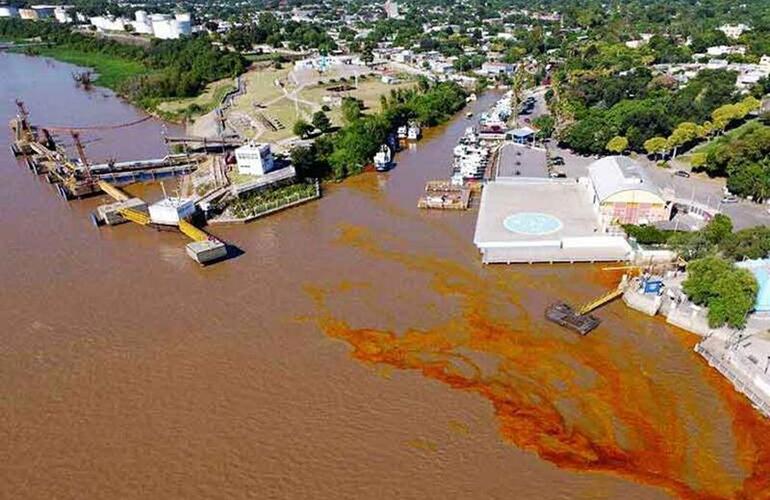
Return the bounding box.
[721,196,739,204]
[674,170,690,178]
[551,156,565,166]
[549,171,567,178]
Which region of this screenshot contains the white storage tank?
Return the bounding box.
[0,5,19,17]
[174,12,191,36]
[148,197,196,226]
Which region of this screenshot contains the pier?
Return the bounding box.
[417,180,473,210]
[9,100,228,265]
[92,180,227,265]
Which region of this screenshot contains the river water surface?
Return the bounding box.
[2,52,770,499]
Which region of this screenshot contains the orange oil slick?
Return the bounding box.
[306,223,770,499]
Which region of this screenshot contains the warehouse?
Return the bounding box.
[587,156,668,228]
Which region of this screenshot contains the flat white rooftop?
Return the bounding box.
[473,179,632,264]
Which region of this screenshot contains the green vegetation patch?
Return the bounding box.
[230,182,318,219]
[683,256,758,329]
[30,46,148,90]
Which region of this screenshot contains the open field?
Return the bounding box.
[223,64,415,143]
[28,46,148,89]
[239,65,291,105]
[298,77,415,113]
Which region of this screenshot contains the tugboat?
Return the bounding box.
[374,144,393,172]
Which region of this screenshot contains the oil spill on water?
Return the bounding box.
[305,223,770,500]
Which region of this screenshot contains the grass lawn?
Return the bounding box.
[259,97,314,143]
[298,79,416,127]
[237,66,290,107]
[299,79,414,112]
[198,64,416,143]
[681,119,763,164]
[157,78,236,119]
[30,46,148,90]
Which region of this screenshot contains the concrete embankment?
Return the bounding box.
[623,275,770,419]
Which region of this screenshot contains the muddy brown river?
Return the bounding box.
[1,52,769,499]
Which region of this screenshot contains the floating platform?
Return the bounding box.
[93,198,148,226]
[418,180,472,210]
[545,302,601,335]
[186,239,227,265]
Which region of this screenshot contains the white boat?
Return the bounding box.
[407,125,421,141]
[374,144,393,172]
[397,125,408,139]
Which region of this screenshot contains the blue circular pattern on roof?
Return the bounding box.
[503,212,563,235]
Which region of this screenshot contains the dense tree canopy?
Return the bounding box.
[683,256,757,329]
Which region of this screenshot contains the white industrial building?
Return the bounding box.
[19,5,56,20]
[0,5,19,17]
[54,6,73,23]
[149,12,192,39]
[384,0,400,19]
[235,142,275,176]
[587,156,668,227]
[148,197,196,226]
[87,10,191,39]
[90,15,127,32]
[131,10,153,35]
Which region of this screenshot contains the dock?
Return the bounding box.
[92,181,227,265]
[418,180,473,210]
[10,102,202,199]
[9,101,227,265]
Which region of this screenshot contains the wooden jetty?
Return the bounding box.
[418,180,473,210]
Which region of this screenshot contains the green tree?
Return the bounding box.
[311,111,332,133]
[341,97,363,124]
[683,256,758,329]
[712,104,742,134]
[726,159,770,202]
[293,119,314,138]
[532,115,555,139]
[606,136,629,154]
[703,214,733,245]
[690,152,707,169]
[644,136,668,159]
[666,122,699,158]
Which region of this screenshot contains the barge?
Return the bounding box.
[545,302,601,335]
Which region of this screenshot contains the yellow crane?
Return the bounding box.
[577,286,626,316]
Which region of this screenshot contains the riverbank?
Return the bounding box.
[0,18,246,122]
[14,44,230,123]
[24,45,148,90]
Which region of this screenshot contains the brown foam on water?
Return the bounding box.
[306,224,770,499]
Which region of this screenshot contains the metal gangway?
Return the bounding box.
[577,275,630,315]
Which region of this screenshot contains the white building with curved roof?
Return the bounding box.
[587,156,668,227]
